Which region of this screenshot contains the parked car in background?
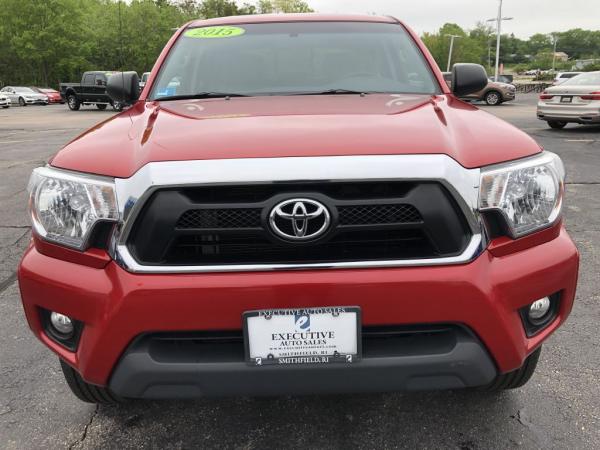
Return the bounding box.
[32,87,64,104]
[139,72,151,89]
[443,72,516,105]
[553,72,583,85]
[538,71,600,128]
[59,71,122,110]
[490,74,514,84]
[0,92,11,108]
[0,86,48,106]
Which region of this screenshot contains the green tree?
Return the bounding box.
[0,0,88,86]
[422,23,486,71]
[199,0,242,18]
[258,0,313,13]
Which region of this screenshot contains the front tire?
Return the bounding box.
[96,104,107,110]
[60,359,122,404]
[548,121,567,129]
[482,346,541,391]
[67,94,80,111]
[18,97,26,106]
[484,90,502,106]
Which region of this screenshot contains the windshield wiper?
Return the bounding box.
[153,92,249,101]
[284,89,371,96]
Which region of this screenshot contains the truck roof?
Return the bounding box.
[83,71,118,76]
[188,13,399,28]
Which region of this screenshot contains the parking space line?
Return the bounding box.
[0,139,44,144]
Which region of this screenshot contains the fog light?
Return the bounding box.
[50,312,74,335]
[528,297,551,321]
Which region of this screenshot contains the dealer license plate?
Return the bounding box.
[244,307,361,366]
[561,96,573,103]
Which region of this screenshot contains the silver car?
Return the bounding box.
[0,86,49,106]
[537,71,600,129]
[139,72,151,89]
[0,92,10,108]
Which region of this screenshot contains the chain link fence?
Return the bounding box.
[514,83,552,93]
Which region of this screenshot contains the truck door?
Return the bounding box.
[94,74,108,103]
[82,73,95,102]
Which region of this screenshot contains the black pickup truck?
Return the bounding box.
[60,71,123,111]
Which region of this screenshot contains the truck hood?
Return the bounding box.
[51,94,541,178]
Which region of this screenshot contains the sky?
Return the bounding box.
[305,0,600,38]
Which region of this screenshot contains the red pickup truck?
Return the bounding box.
[19,14,579,403]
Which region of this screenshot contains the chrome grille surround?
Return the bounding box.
[109,155,486,273]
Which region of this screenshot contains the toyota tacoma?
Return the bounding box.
[19,14,579,403]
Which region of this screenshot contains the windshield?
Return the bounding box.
[150,22,439,99]
[563,72,600,86]
[15,87,34,93]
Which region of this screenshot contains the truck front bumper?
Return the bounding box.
[18,227,579,397]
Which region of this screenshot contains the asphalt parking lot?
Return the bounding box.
[1,96,599,449]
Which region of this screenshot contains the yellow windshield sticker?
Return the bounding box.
[185,26,245,39]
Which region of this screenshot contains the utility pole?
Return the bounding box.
[445,34,462,72]
[486,0,513,81]
[552,34,558,72]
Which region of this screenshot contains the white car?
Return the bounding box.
[139,72,151,89]
[0,86,49,106]
[0,92,11,108]
[537,71,600,128]
[552,72,583,85]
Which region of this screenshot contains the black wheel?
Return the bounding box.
[2,106,8,109]
[18,97,26,106]
[484,90,502,106]
[96,104,108,110]
[482,346,541,391]
[548,121,567,129]
[112,102,123,111]
[60,359,123,404]
[67,94,80,111]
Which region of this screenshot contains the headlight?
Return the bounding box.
[479,152,564,238]
[28,167,118,250]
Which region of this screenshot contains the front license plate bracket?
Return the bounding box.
[243,307,361,366]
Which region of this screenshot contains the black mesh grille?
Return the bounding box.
[338,204,422,225]
[177,209,261,229]
[127,182,471,266]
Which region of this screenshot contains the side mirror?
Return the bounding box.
[451,64,488,97]
[107,72,140,106]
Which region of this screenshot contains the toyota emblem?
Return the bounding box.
[269,198,331,241]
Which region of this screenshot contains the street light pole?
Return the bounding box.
[486,0,513,82]
[552,35,558,72]
[493,0,503,81]
[445,34,462,72]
